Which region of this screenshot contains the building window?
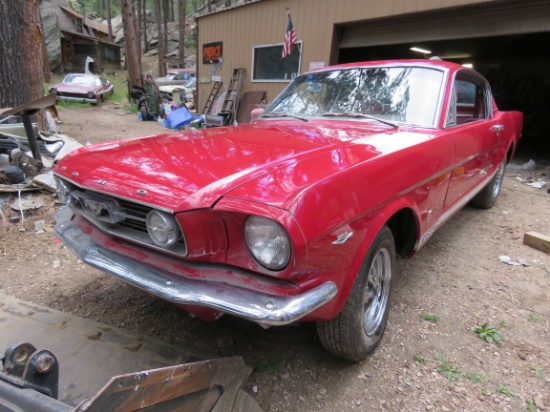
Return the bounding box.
[252,42,302,82]
[105,47,117,60]
[73,44,96,56]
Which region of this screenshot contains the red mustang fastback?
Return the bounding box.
[54,60,522,361]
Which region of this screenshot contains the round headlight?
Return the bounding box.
[49,88,57,95]
[146,210,179,247]
[244,216,291,270]
[86,92,95,99]
[54,177,71,204]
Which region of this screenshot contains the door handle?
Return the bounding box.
[491,124,504,132]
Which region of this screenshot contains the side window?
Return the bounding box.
[446,76,487,127]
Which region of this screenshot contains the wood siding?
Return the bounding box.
[196,0,496,112]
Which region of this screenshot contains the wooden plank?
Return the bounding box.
[211,365,252,412]
[523,231,550,254]
[232,390,263,412]
[84,357,250,411]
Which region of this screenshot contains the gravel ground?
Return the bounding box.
[1,106,549,411]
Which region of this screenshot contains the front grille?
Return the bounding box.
[58,92,88,99]
[69,188,187,256]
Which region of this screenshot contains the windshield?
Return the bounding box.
[63,74,99,86]
[262,66,444,128]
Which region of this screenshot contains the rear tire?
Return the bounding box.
[317,225,396,361]
[140,105,149,121]
[471,159,505,209]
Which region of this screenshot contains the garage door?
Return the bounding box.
[340,0,550,49]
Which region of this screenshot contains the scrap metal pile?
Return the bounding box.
[0,95,83,193]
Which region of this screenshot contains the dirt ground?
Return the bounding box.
[1,105,549,411]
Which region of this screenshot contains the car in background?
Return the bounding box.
[49,74,114,104]
[53,60,522,361]
[157,68,196,83]
[159,78,196,108]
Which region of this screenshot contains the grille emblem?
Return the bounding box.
[137,189,147,195]
[98,179,106,185]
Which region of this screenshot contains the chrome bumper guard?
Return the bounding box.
[54,206,338,326]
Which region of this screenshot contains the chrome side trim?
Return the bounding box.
[54,206,338,326]
[415,167,497,250]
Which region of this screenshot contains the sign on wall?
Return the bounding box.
[203,42,223,64]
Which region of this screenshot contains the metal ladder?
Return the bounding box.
[202,80,222,115]
[221,68,245,124]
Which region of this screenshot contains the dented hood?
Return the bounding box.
[54,122,403,212]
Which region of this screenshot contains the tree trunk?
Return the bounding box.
[162,0,169,63]
[0,0,46,128]
[207,0,211,12]
[225,0,231,8]
[170,0,175,22]
[135,1,143,75]
[142,0,149,53]
[178,0,186,68]
[137,0,142,51]
[121,0,142,88]
[106,0,113,42]
[154,0,166,76]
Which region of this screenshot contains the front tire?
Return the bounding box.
[317,225,396,361]
[471,158,505,209]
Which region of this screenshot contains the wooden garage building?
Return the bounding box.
[195,0,550,154]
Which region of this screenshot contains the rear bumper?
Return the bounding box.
[54,206,338,326]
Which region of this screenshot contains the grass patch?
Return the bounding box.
[435,353,461,380]
[474,322,504,345]
[254,360,280,374]
[413,355,428,366]
[420,312,440,323]
[527,313,542,322]
[526,399,537,412]
[466,372,488,384]
[494,385,516,397]
[530,366,542,377]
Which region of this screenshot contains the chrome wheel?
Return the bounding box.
[492,160,505,200]
[363,247,391,336]
[317,225,396,361]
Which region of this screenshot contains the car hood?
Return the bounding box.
[55,121,429,212]
[53,83,97,94]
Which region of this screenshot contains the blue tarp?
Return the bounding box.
[163,106,194,130]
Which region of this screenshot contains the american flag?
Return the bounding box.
[282,14,297,59]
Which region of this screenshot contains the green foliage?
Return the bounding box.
[106,74,129,103]
[474,322,504,345]
[413,355,427,366]
[526,399,537,412]
[254,360,280,374]
[499,320,510,328]
[466,372,488,384]
[527,313,542,322]
[434,353,461,380]
[530,366,542,377]
[420,312,440,323]
[494,385,516,397]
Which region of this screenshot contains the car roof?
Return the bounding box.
[308,59,465,74]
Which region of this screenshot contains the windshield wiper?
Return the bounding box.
[321,112,398,128]
[260,112,309,122]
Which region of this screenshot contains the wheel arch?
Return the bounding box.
[319,199,421,318]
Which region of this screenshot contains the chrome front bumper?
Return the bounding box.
[54,206,338,326]
[57,96,98,103]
